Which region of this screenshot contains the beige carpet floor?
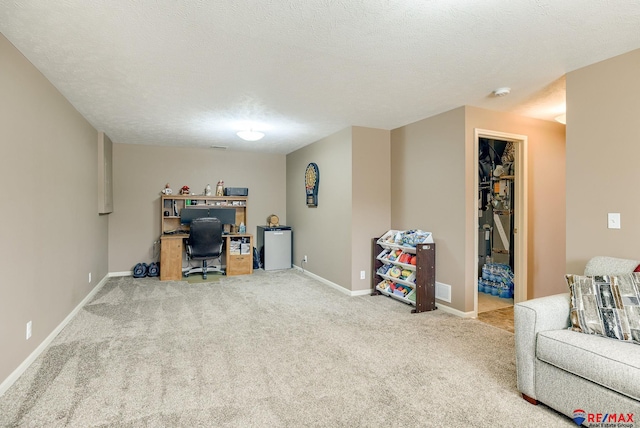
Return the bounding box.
[184,271,223,284]
[0,270,573,427]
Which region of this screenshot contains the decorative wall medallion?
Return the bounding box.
[305,162,319,207]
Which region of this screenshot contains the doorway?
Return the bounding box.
[474,129,528,318]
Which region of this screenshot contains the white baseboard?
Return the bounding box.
[109,271,132,277]
[0,273,110,398]
[292,266,469,308]
[435,303,474,318]
[351,289,372,297]
[293,265,358,296]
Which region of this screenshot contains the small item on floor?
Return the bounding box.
[147,262,160,277]
[479,263,513,298]
[133,263,148,278]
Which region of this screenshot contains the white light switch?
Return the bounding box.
[608,213,621,229]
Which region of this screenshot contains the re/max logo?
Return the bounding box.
[574,409,635,426]
[587,413,634,423]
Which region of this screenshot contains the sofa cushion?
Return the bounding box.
[584,256,640,276]
[537,329,640,401]
[566,274,640,344]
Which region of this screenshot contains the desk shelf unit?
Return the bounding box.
[161,194,248,234]
[159,194,252,279]
[371,233,436,313]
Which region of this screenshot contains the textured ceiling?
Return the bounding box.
[1,1,639,153]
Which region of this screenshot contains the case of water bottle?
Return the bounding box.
[478,263,514,298]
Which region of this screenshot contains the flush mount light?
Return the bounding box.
[555,114,566,125]
[236,129,265,141]
[492,87,511,97]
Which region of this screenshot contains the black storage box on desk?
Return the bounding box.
[224,187,248,196]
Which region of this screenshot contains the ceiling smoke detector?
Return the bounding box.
[492,87,511,97]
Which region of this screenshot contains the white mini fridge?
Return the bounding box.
[257,226,292,270]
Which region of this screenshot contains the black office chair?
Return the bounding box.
[184,217,224,279]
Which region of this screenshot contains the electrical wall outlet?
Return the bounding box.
[26,321,32,340]
[360,270,366,280]
[303,255,308,263]
[88,272,92,283]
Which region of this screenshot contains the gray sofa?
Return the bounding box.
[515,256,640,423]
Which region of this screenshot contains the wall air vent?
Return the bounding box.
[435,282,452,303]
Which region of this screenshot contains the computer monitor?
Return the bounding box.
[207,207,236,225]
[180,207,208,225]
[180,206,236,226]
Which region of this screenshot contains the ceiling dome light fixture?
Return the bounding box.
[555,114,566,125]
[492,87,511,97]
[236,129,265,141]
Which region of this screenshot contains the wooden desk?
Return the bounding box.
[159,233,253,280]
[160,234,186,281]
[159,194,251,280]
[225,234,253,276]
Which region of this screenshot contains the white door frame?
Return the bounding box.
[473,129,528,317]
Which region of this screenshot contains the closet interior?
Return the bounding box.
[478,138,515,313]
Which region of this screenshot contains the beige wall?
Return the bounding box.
[390,106,566,312]
[0,34,108,384]
[109,144,286,272]
[286,128,353,288]
[286,126,390,292]
[566,48,640,273]
[391,107,465,309]
[391,107,468,308]
[287,126,391,291]
[351,127,391,291]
